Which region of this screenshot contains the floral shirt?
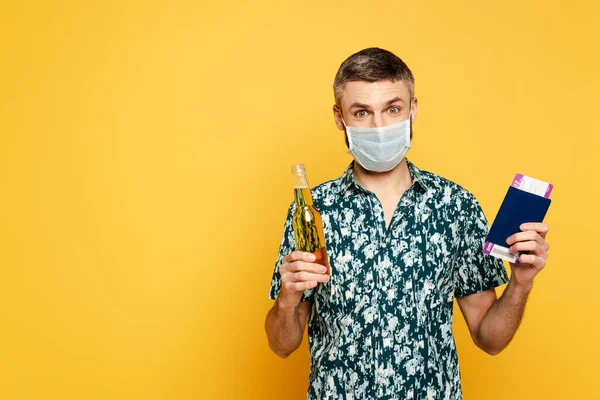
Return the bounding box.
[268,159,508,400]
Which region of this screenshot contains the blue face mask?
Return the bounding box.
[341,116,412,172]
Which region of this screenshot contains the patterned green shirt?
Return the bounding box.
[269,159,508,400]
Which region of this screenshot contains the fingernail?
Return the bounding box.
[520,224,527,230]
[506,238,512,245]
[309,254,316,261]
[320,266,327,273]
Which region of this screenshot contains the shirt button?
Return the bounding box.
[381,242,387,249]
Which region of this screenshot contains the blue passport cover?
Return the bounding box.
[486,186,551,246]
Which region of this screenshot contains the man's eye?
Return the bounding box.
[355,110,368,117]
[388,106,400,114]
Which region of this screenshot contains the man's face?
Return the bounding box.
[333,80,417,131]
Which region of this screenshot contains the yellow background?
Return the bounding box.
[1,1,598,399]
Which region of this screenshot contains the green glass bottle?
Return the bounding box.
[290,164,330,275]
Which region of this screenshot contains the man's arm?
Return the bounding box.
[457,222,549,355]
[265,251,329,358]
[457,281,531,355]
[265,299,313,359]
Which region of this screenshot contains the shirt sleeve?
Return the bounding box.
[453,193,509,298]
[268,202,315,302]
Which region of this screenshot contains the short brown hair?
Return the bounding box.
[333,47,415,105]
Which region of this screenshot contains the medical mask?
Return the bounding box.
[341,116,412,172]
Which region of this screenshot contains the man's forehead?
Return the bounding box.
[340,80,411,107]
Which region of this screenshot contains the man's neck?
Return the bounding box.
[353,158,413,197]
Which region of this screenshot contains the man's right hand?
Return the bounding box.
[278,251,330,308]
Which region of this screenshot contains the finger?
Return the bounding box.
[520,223,549,238]
[506,231,546,247]
[284,260,328,274]
[506,231,550,251]
[516,253,546,269]
[284,280,318,293]
[289,271,331,283]
[283,251,317,264]
[509,241,545,256]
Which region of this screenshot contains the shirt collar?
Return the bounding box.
[338,158,432,197]
[406,158,432,192]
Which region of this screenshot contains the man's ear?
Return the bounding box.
[333,105,345,131]
[410,97,418,122]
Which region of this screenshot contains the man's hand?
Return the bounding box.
[265,250,327,358]
[278,251,330,308]
[506,222,550,289]
[458,222,550,355]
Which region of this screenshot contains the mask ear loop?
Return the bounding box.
[407,98,414,142]
[337,107,354,153]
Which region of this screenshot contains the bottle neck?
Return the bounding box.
[294,187,313,207]
[291,164,313,206]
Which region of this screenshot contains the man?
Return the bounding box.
[265,48,550,399]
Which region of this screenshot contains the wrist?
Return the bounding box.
[509,276,533,294]
[276,295,299,311]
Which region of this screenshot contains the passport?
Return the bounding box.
[483,174,553,263]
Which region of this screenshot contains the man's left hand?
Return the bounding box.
[506,223,550,289]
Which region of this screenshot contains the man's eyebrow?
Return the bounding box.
[349,97,405,110]
[386,97,404,105]
[349,102,371,109]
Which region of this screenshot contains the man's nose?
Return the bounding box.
[372,113,384,128]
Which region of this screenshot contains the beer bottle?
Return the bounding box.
[291,164,331,276]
